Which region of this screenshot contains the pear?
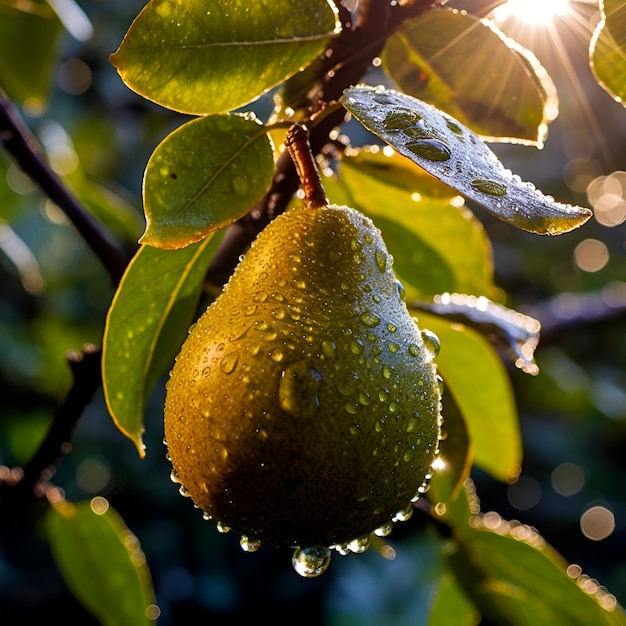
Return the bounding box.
[164,203,442,564]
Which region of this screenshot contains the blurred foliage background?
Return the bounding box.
[1,0,625,623]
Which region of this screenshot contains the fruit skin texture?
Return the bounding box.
[164,205,441,548]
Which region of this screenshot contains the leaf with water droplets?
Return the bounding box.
[141,114,273,249]
[382,7,555,146]
[103,235,223,456]
[342,85,592,235]
[411,293,541,375]
[590,0,626,105]
[110,0,340,115]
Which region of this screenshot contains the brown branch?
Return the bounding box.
[205,0,443,286]
[0,345,102,518]
[0,89,128,286]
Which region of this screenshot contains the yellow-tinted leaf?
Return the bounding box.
[382,7,555,145]
[110,0,340,115]
[416,312,522,483]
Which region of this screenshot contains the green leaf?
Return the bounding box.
[103,235,222,456]
[428,573,481,626]
[382,8,554,146]
[141,113,273,249]
[322,149,497,301]
[447,518,626,626]
[0,1,64,109]
[47,499,155,626]
[415,312,522,482]
[342,85,592,235]
[110,0,340,115]
[590,0,626,105]
[428,387,473,507]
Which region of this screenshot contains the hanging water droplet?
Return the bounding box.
[393,503,414,522]
[279,361,323,418]
[374,521,393,537]
[240,535,262,552]
[216,521,231,533]
[347,535,371,553]
[202,511,213,521]
[292,546,331,577]
[421,329,440,362]
[406,138,451,162]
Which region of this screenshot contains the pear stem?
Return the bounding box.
[285,123,328,209]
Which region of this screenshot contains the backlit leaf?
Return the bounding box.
[322,149,497,301]
[382,7,554,145]
[447,518,626,625]
[343,85,592,235]
[110,0,340,115]
[103,236,222,456]
[141,114,273,249]
[47,499,155,626]
[0,1,64,108]
[590,0,626,105]
[415,312,522,483]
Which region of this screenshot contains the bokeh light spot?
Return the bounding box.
[551,462,585,496]
[574,239,609,272]
[580,505,615,541]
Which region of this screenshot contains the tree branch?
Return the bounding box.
[205,0,443,286]
[0,345,102,518]
[0,89,128,286]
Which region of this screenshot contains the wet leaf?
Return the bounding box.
[415,311,522,483]
[411,292,541,375]
[447,515,626,626]
[342,85,592,235]
[322,148,497,301]
[103,236,222,456]
[590,0,626,105]
[382,8,554,145]
[141,114,273,249]
[110,0,340,115]
[47,499,155,626]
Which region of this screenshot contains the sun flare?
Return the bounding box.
[492,0,572,27]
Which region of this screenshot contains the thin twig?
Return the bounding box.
[0,89,128,286]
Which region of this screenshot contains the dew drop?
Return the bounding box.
[270,348,284,363]
[388,342,400,354]
[383,108,420,126]
[470,178,507,197]
[395,280,406,301]
[374,521,393,537]
[240,536,262,552]
[350,339,364,355]
[360,312,381,327]
[375,248,388,272]
[403,446,417,462]
[386,323,397,333]
[279,361,323,417]
[220,353,238,374]
[292,546,331,577]
[216,521,230,533]
[406,138,451,162]
[393,503,414,522]
[421,329,440,362]
[321,340,337,358]
[202,512,213,521]
[408,344,420,357]
[347,535,371,553]
[337,371,360,396]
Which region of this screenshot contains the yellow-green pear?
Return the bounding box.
[164,203,442,574]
